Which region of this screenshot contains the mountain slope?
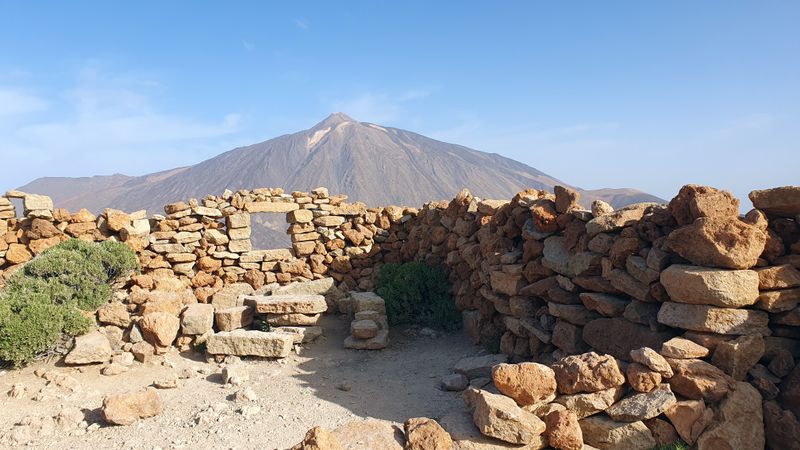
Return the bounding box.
[19,113,664,215]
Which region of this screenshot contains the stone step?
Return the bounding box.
[205,330,294,358]
[242,294,327,315]
[344,329,389,350]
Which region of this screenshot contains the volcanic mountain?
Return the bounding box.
[20,113,663,216]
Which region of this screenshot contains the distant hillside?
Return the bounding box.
[19,112,664,247]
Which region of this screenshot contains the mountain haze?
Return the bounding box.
[20,113,663,216]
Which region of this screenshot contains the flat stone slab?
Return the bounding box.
[272,326,323,344]
[605,384,677,422]
[242,294,327,314]
[344,329,388,350]
[453,354,509,380]
[660,265,759,308]
[657,302,770,335]
[266,313,321,326]
[206,330,294,358]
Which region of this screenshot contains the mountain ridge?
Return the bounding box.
[19,113,665,215]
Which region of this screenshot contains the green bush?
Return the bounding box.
[375,261,461,332]
[651,441,688,450]
[0,239,138,366]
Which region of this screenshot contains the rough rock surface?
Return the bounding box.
[206,330,294,358]
[551,352,625,395]
[657,302,770,335]
[665,217,766,270]
[667,358,735,402]
[102,387,163,426]
[290,426,344,450]
[660,265,760,308]
[492,362,557,406]
[64,331,112,365]
[464,388,546,444]
[579,415,656,450]
[605,384,677,422]
[749,186,800,217]
[544,410,583,450]
[696,382,765,450]
[404,417,454,450]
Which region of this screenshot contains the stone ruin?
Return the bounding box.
[1,183,800,449]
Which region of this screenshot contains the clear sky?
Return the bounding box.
[1,1,798,205]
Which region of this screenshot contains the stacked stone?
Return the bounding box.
[344,292,388,350]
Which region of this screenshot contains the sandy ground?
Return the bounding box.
[0,315,482,449]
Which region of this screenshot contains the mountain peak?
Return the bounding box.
[313,112,356,129]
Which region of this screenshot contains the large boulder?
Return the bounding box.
[492,362,557,406]
[660,265,760,308]
[665,217,766,270]
[464,388,546,444]
[668,184,740,226]
[102,388,162,425]
[139,312,180,348]
[551,352,625,395]
[696,382,765,450]
[657,302,770,335]
[749,186,800,217]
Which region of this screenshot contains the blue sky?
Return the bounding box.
[1,1,798,205]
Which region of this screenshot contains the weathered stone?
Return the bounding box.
[551,352,625,395]
[23,193,53,212]
[547,303,599,326]
[758,287,800,312]
[585,203,658,237]
[290,426,344,450]
[441,373,469,391]
[579,293,628,317]
[668,184,740,226]
[554,186,581,214]
[606,384,676,422]
[629,347,673,378]
[222,364,249,385]
[657,302,770,335]
[660,337,710,359]
[454,354,509,380]
[579,415,656,450]
[664,399,713,445]
[64,331,112,365]
[245,201,299,213]
[243,294,327,315]
[544,409,583,450]
[660,264,760,307]
[710,335,765,380]
[181,303,214,335]
[492,362,557,406]
[756,264,800,289]
[666,358,735,402]
[211,283,254,309]
[332,419,404,450]
[97,302,131,328]
[214,306,253,331]
[665,217,766,270]
[5,243,32,264]
[102,388,162,426]
[763,400,800,450]
[780,364,800,418]
[464,388,546,444]
[554,386,625,419]
[226,213,250,229]
[272,326,323,344]
[583,318,674,361]
[439,409,547,450]
[749,186,800,217]
[350,291,387,314]
[591,200,614,217]
[626,363,662,393]
[491,271,525,296]
[350,319,378,339]
[404,417,454,450]
[696,382,764,450]
[344,329,388,350]
[140,312,180,348]
[206,330,294,358]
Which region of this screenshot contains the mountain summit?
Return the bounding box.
[19,113,663,214]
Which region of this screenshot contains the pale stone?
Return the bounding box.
[272,326,323,344]
[585,203,659,237]
[605,384,677,422]
[206,330,294,358]
[660,337,710,359]
[102,388,162,426]
[64,331,112,365]
[756,264,800,289]
[660,264,760,307]
[291,426,344,450]
[657,302,770,335]
[181,304,214,335]
[140,312,180,347]
[332,419,404,450]
[749,186,800,217]
[242,294,327,314]
[665,217,766,270]
[344,329,388,350]
[97,302,131,328]
[245,201,299,213]
[629,347,673,378]
[266,313,321,326]
[696,382,765,450]
[554,386,625,419]
[464,388,546,444]
[404,417,454,450]
[579,415,656,450]
[350,319,379,339]
[666,358,735,402]
[439,410,547,450]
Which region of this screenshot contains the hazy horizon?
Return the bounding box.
[2,1,798,206]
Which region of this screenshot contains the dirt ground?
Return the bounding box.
[0,315,483,449]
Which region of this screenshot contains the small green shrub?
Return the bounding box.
[375,261,461,331]
[651,441,688,450]
[0,239,138,366]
